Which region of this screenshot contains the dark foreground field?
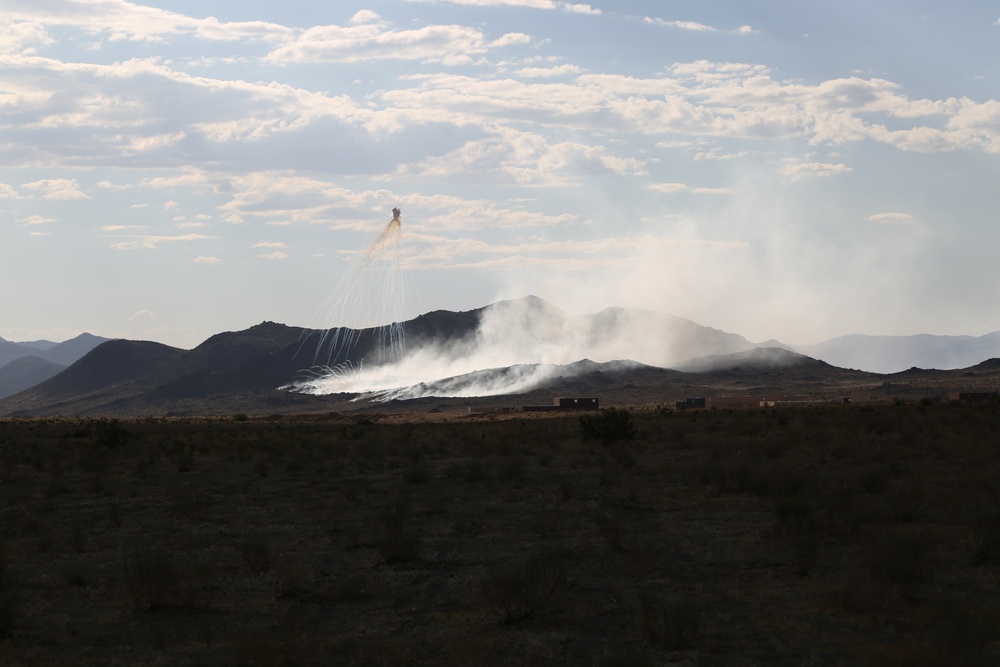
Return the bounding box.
[1,402,999,666]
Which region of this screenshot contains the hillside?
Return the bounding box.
[2,298,999,417]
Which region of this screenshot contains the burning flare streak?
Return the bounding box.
[304,208,406,378]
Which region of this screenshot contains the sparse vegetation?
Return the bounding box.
[482,550,565,624]
[0,403,998,664]
[579,407,637,445]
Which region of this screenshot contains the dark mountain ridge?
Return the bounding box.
[2,297,999,417]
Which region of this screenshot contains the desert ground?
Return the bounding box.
[1,400,999,666]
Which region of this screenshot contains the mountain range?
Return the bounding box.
[0,333,112,399]
[1,297,997,417]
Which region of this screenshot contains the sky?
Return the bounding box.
[2,0,999,350]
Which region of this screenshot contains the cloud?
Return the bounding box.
[349,10,381,25]
[0,183,16,198]
[649,182,688,193]
[266,20,492,65]
[694,150,749,161]
[867,212,914,224]
[101,224,143,231]
[515,64,583,78]
[562,3,600,14]
[649,182,732,195]
[194,255,221,263]
[17,214,55,225]
[0,16,54,54]
[20,178,89,200]
[644,17,717,32]
[779,161,853,180]
[251,241,287,248]
[108,233,216,250]
[127,308,154,320]
[257,251,288,260]
[2,0,292,44]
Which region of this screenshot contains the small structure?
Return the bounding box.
[472,397,600,413]
[948,391,998,402]
[555,397,599,409]
[675,397,706,410]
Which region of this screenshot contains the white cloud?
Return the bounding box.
[779,161,852,180]
[108,233,216,250]
[491,32,532,47]
[127,308,154,320]
[867,212,914,224]
[349,10,381,25]
[251,241,287,248]
[515,64,583,78]
[266,21,490,65]
[644,17,717,32]
[649,182,689,193]
[194,255,221,263]
[0,18,52,54]
[258,251,288,260]
[2,0,292,44]
[694,150,749,161]
[0,183,16,198]
[100,224,143,231]
[562,3,600,14]
[20,178,89,200]
[17,214,56,225]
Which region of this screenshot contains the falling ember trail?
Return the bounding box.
[302,207,407,379]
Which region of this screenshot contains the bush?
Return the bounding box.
[0,542,20,637]
[774,497,819,575]
[482,550,565,624]
[634,590,699,649]
[580,408,637,446]
[242,536,273,573]
[121,537,176,610]
[870,528,933,585]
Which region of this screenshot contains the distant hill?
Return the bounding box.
[0,332,113,371]
[0,356,67,400]
[795,332,1000,374]
[3,297,998,417]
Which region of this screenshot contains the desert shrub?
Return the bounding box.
[0,542,20,637]
[580,408,637,446]
[376,494,421,564]
[94,419,132,449]
[970,507,1000,565]
[402,460,429,484]
[928,596,1000,666]
[482,550,565,624]
[828,574,899,617]
[774,497,819,575]
[869,528,933,585]
[887,482,927,522]
[168,491,212,519]
[465,458,491,482]
[242,535,273,573]
[377,531,422,564]
[121,537,176,610]
[634,590,699,649]
[62,564,90,588]
[595,511,628,552]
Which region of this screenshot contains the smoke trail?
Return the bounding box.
[305,208,406,372]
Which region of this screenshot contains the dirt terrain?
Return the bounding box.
[1,399,999,666]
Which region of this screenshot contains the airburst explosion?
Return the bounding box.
[291,208,406,395]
